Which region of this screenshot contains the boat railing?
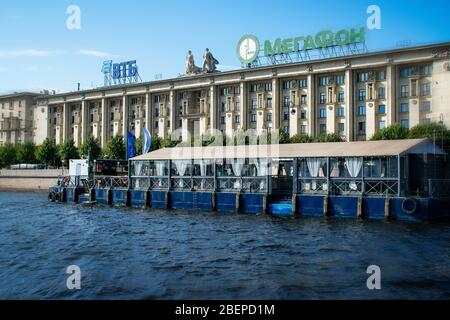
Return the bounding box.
[93,176,128,189]
[217,176,267,193]
[296,177,399,196]
[428,179,450,198]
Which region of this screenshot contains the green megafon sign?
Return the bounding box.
[237,27,366,64]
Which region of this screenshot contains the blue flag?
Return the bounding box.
[126,130,137,160]
[143,127,152,154]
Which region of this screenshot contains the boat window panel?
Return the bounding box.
[298,158,328,178]
[363,157,398,178]
[330,157,363,178]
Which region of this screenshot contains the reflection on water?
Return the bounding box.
[0,192,449,300]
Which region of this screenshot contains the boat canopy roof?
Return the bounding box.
[131,139,445,161]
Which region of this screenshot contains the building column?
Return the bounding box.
[307,74,315,136]
[272,78,280,130]
[101,98,108,148]
[122,95,128,137]
[81,100,88,144]
[145,92,152,133]
[62,102,70,143]
[345,69,353,141]
[386,65,396,126]
[240,82,247,130]
[210,85,217,131]
[169,90,176,134]
[366,101,376,139]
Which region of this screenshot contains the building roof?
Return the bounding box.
[43,41,450,99]
[0,92,42,100]
[131,139,445,161]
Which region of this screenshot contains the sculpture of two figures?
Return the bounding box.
[186,49,219,75]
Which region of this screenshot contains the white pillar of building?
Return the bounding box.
[169,90,176,134]
[345,70,353,141]
[145,92,152,133]
[386,65,396,126]
[272,78,279,131]
[81,100,88,144]
[122,95,128,137]
[101,98,108,148]
[209,85,217,131]
[307,74,315,136]
[62,102,70,143]
[240,82,247,130]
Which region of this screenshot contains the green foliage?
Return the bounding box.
[59,139,79,165]
[104,135,125,160]
[0,143,18,168]
[80,136,102,160]
[313,133,345,143]
[370,124,409,141]
[17,141,37,164]
[407,123,450,152]
[273,129,291,144]
[135,138,143,156]
[290,134,313,143]
[150,135,162,151]
[36,138,60,166]
[160,137,179,149]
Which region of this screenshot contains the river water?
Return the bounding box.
[0,192,449,300]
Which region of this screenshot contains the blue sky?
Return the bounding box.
[1,0,449,94]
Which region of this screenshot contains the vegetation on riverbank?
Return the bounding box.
[0,123,448,168]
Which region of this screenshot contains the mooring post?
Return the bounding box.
[357,196,363,219]
[107,188,112,205]
[323,195,330,217]
[384,196,392,220]
[211,192,216,211]
[292,194,297,216]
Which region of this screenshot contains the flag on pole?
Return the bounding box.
[126,130,137,160]
[143,127,152,154]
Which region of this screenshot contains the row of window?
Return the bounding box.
[399,65,432,78]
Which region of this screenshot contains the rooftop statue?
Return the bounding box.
[202,48,219,73]
[186,51,202,75]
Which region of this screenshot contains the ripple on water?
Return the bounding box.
[0,192,449,300]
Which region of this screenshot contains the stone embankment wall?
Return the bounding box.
[0,170,61,191]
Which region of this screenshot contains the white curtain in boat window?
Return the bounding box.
[249,158,269,177]
[134,161,144,176]
[271,160,279,176]
[258,159,269,176]
[345,158,363,178]
[194,160,210,177]
[173,160,190,177]
[155,161,166,176]
[231,159,245,177]
[306,158,322,178]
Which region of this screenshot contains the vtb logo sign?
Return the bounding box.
[102,60,138,80]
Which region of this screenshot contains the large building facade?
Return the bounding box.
[3,42,450,148]
[0,92,49,146]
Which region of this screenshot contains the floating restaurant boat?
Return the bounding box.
[48,139,450,222]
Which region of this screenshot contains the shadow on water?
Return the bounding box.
[0,192,449,300]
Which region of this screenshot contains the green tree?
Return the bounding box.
[408,123,450,152]
[0,143,18,168]
[59,139,79,166]
[150,135,162,151]
[289,134,313,143]
[36,138,60,166]
[273,129,291,144]
[313,133,345,143]
[370,124,409,141]
[104,135,125,160]
[80,136,102,160]
[17,141,36,164]
[135,137,143,155]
